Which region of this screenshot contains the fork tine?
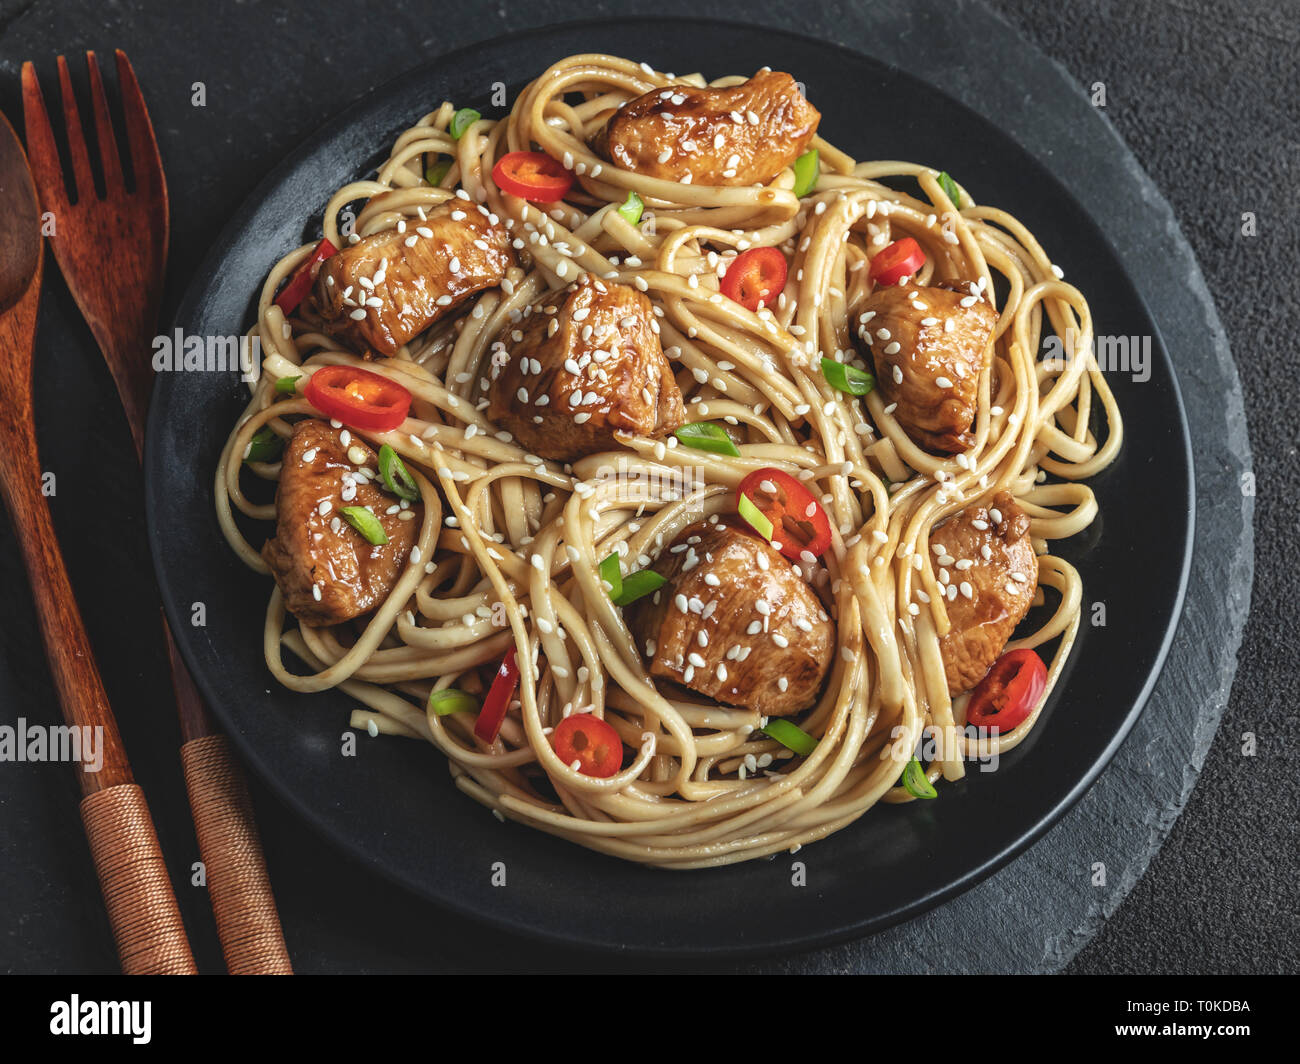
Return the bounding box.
[55,55,97,202]
[84,51,123,194]
[114,50,164,201]
[20,60,69,211]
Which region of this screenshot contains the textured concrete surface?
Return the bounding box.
[0,0,1286,973]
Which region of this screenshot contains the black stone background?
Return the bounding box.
[0,0,1292,973]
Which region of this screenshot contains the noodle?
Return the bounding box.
[214,54,1122,868]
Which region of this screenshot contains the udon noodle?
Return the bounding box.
[215,54,1121,867]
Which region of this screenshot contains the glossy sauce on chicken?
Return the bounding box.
[858,279,998,454]
[590,70,820,187]
[933,490,1038,694]
[314,200,514,357]
[628,518,833,716]
[262,419,420,626]
[486,274,685,462]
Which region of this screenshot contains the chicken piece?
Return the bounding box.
[934,491,1038,694]
[313,201,514,357]
[858,279,998,454]
[627,519,834,716]
[262,419,421,627]
[589,70,820,187]
[486,274,684,462]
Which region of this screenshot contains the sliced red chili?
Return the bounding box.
[735,467,832,562]
[965,648,1047,732]
[491,151,573,202]
[868,236,926,286]
[720,246,788,311]
[274,238,337,315]
[302,365,412,433]
[474,647,521,743]
[553,713,623,778]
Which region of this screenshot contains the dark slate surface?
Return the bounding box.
[0,0,1287,973]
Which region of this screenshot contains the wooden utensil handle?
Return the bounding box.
[180,733,293,975]
[0,452,132,791]
[163,625,293,974]
[80,783,198,974]
[0,441,196,972]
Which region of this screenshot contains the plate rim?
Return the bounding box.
[144,15,1196,958]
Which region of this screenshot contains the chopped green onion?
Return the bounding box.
[820,357,875,397]
[760,719,818,756]
[378,444,419,502]
[425,157,452,186]
[600,551,667,606]
[737,491,774,542]
[449,107,480,139]
[428,688,478,716]
[613,570,667,607]
[901,755,938,799]
[340,505,388,545]
[244,426,283,463]
[937,170,961,208]
[673,422,741,457]
[617,190,644,226]
[599,552,623,599]
[792,149,819,197]
[274,374,301,396]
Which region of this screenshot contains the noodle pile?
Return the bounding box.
[215,54,1121,868]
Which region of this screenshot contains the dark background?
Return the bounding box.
[0,0,1294,973]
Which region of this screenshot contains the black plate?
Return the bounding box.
[145,18,1193,957]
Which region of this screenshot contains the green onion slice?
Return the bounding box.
[820,357,875,397]
[378,444,419,502]
[275,374,301,396]
[449,107,480,139]
[600,552,667,606]
[901,755,938,799]
[428,688,478,716]
[937,170,961,208]
[425,158,452,186]
[673,422,741,457]
[613,570,666,607]
[760,719,818,756]
[792,149,820,197]
[244,427,283,463]
[737,491,774,542]
[599,552,623,599]
[340,505,388,545]
[617,190,644,226]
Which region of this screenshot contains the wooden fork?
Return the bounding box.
[22,50,292,975]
